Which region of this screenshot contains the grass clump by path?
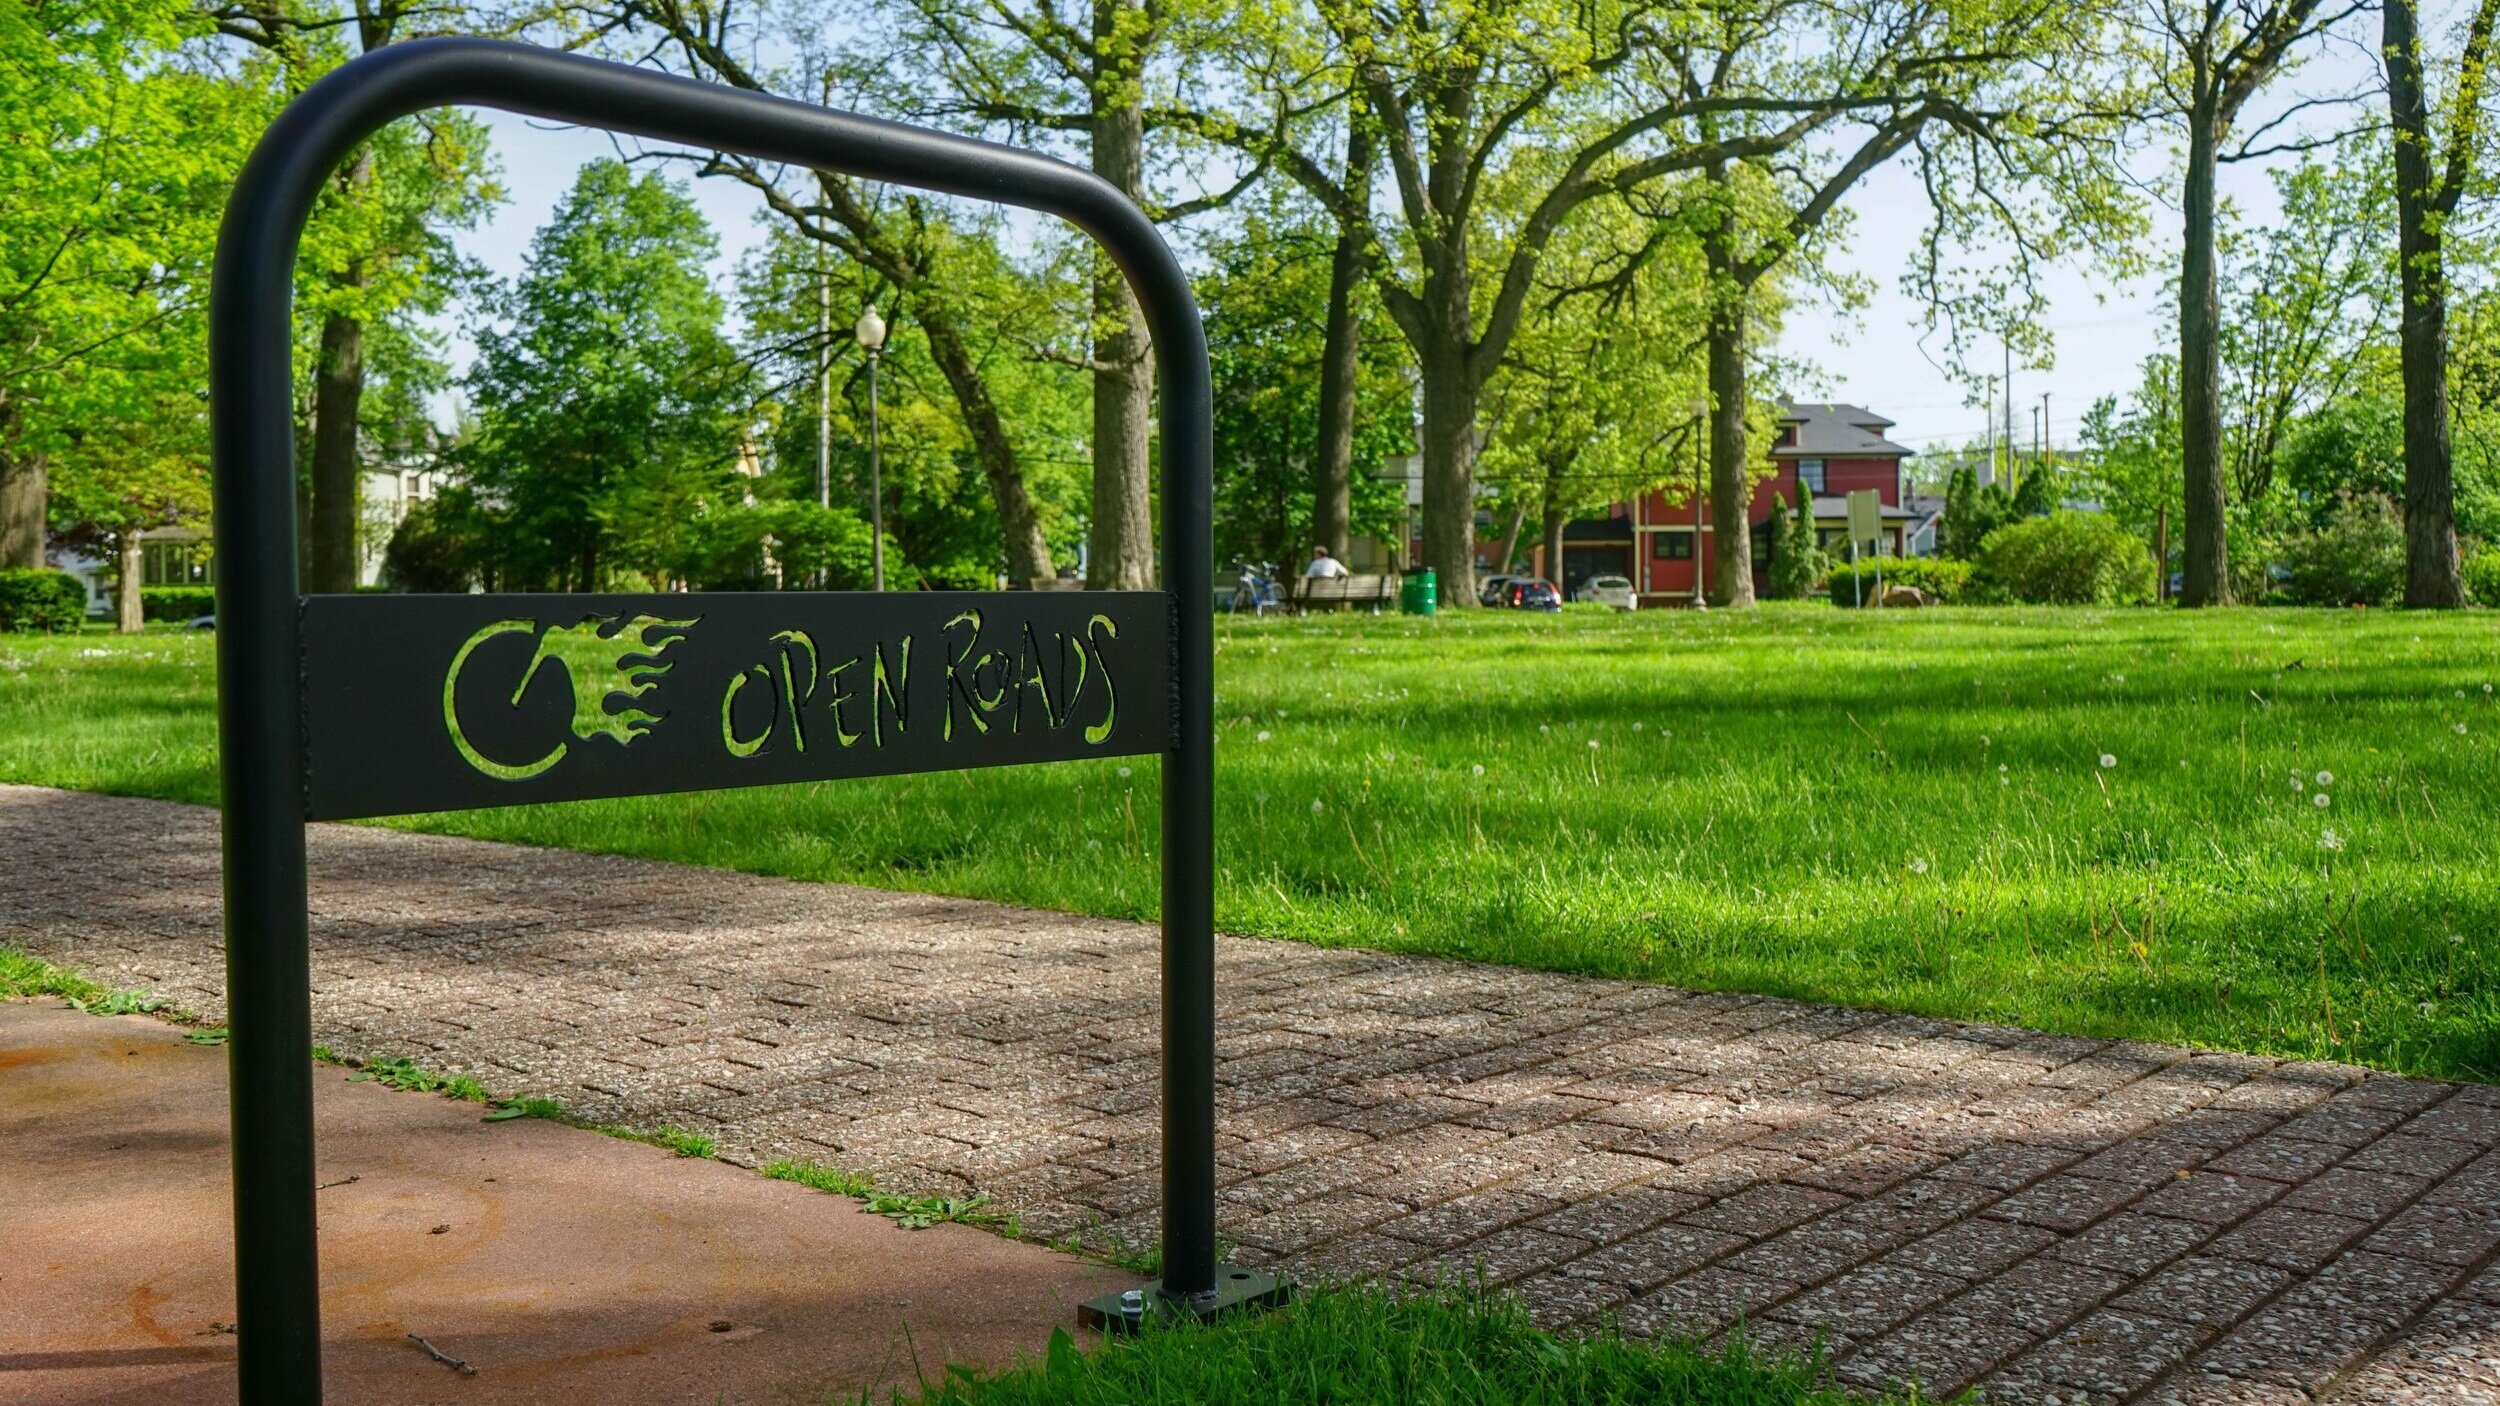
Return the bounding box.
[5,607,2498,1079]
[885,1282,1914,1405]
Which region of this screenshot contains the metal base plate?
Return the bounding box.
[1078,1264,1295,1334]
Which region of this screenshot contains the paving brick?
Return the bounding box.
[1835,1309,2038,1399]
[1769,1261,1965,1339]
[1616,1266,1798,1342]
[2282,1166,2435,1222]
[2134,1170,2290,1226]
[2109,1254,2293,1331]
[1947,1255,2133,1336]
[1676,1182,1853,1238]
[2206,1206,2375,1274]
[1989,1174,2149,1233]
[1557,1222,1748,1292]
[1882,1217,2062,1280]
[2016,1307,2222,1399]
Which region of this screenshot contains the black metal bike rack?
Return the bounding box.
[209,38,1279,1402]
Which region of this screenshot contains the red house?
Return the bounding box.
[1545,401,1926,603]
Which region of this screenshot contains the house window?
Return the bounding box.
[1750,522,1773,568]
[1775,424,1798,447]
[1799,458,1826,493]
[1652,530,1693,561]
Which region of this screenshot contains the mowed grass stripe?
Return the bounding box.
[3,605,2495,1079]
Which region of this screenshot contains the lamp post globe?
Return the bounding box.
[856,306,887,590]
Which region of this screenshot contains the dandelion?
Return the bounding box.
[2315,771,2333,786]
[1086,838,1103,850]
[2099,754,2117,770]
[2420,1001,2437,1017]
[2290,775,2306,791]
[2458,723,2472,735]
[1116,766,1132,779]
[1310,798,1325,814]
[2453,934,2466,947]
[2319,829,2344,851]
[1909,857,1929,875]
[1632,722,1645,732]
[1470,764,1485,777]
[2313,792,2331,809]
[1587,739,1600,750]
[1256,730,1272,743]
[1539,724,1550,735]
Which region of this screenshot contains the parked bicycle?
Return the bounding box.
[1229,562,1285,615]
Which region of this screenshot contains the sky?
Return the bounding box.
[438,24,2385,462]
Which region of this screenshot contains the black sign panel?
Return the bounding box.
[302,590,1171,820]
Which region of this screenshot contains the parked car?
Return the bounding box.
[1503,578,1562,612]
[1477,573,1520,607]
[1576,574,1636,610]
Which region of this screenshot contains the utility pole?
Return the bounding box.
[816,264,832,513]
[1980,378,1997,486]
[2003,338,2014,489]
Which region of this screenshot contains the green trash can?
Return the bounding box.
[1400,567,1437,616]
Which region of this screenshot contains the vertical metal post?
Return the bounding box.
[868,348,885,592]
[210,98,327,1405]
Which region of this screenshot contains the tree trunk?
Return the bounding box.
[0,441,42,570]
[1493,499,1528,574]
[1416,330,1479,604]
[306,299,367,593]
[1702,168,1757,609]
[1540,498,1567,594]
[2386,0,2466,607]
[116,535,144,633]
[1086,2,1154,590]
[919,301,1055,584]
[1311,120,1374,561]
[2178,90,2231,606]
[1704,308,1756,610]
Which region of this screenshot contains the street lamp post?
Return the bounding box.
[855,305,887,591]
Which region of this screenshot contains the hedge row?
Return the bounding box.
[1826,556,1972,606]
[0,569,88,632]
[141,585,218,622]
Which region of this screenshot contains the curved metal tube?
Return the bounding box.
[210,38,1214,1401]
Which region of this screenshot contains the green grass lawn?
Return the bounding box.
[5,605,2498,1080]
[880,1283,1905,1405]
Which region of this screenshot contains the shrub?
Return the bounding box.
[2467,546,2500,606]
[140,585,217,622]
[0,569,88,632]
[2279,494,2404,607]
[1975,511,2156,605]
[1826,555,1973,606]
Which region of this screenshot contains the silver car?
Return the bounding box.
[1577,574,1636,610]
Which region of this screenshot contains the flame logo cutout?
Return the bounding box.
[443,613,698,780]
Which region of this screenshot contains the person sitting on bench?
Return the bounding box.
[1304,546,1349,580]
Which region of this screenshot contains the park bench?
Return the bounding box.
[1292,573,1399,611]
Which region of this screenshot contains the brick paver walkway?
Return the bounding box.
[6,784,2497,1404]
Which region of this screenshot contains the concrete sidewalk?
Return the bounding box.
[6,784,2499,1404]
[0,1000,1124,1405]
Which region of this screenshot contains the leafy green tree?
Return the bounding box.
[459,162,752,590]
[43,341,213,630]
[2123,0,2353,605]
[1,0,257,569]
[739,226,1090,588]
[209,3,499,592]
[2381,0,2500,605]
[1767,481,1821,598]
[540,5,1069,588]
[1477,190,1716,592]
[2013,459,2060,518]
[1199,206,1412,572]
